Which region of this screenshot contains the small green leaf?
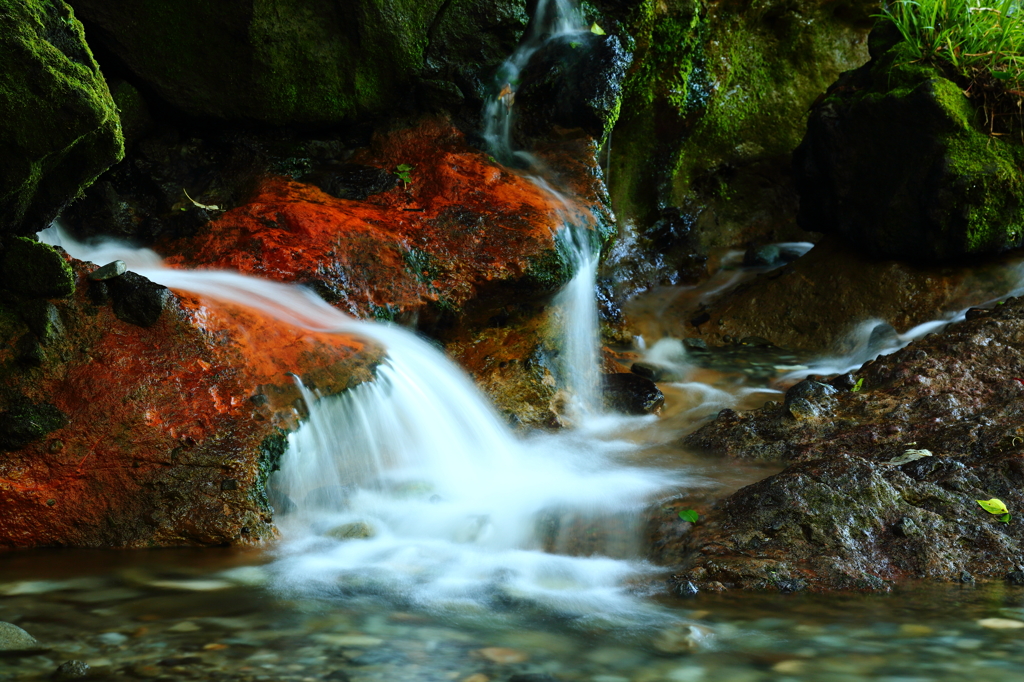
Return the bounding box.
[999,513,1011,524]
[590,22,606,35]
[978,498,1010,515]
[851,378,864,392]
[678,509,699,523]
[569,41,580,48]
[992,71,1011,80]
[396,164,413,172]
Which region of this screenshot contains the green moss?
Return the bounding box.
[943,132,1024,253]
[0,0,124,235]
[254,431,288,507]
[1,236,75,298]
[0,399,68,450]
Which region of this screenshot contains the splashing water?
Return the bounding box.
[41,225,688,626]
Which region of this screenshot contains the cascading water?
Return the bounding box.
[41,225,689,626]
[483,0,605,419]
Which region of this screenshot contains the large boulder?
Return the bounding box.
[660,296,1024,590]
[0,0,123,237]
[0,256,382,548]
[67,0,529,125]
[794,29,1024,262]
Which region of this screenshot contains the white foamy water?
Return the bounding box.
[41,225,686,625]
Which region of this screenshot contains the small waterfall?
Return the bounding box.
[41,226,684,624]
[483,0,605,419]
[482,0,585,164]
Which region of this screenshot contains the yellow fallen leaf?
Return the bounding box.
[977,498,1009,515]
[591,22,606,35]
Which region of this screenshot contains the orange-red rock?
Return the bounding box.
[161,117,593,323]
[0,259,381,548]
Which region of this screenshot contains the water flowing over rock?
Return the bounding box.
[794,26,1024,262]
[0,257,382,548]
[0,0,123,238]
[651,236,1024,353]
[656,296,1024,591]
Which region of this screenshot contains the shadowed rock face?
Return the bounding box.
[648,297,1024,591]
[0,0,123,238]
[0,258,383,548]
[66,0,529,125]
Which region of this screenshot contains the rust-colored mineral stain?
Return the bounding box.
[161,117,572,316]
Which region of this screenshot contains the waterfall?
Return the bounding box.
[483,0,604,419]
[41,225,685,624]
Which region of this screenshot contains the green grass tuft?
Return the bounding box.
[880,0,1024,88]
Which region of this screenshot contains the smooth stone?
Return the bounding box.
[0,622,43,654]
[149,579,233,591]
[96,632,129,646]
[898,624,934,637]
[977,618,1024,630]
[461,675,489,682]
[166,621,202,632]
[88,260,127,281]
[53,660,91,680]
[476,646,528,664]
[312,634,384,647]
[325,522,376,541]
[666,666,705,682]
[652,624,711,654]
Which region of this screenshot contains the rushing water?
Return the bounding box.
[17,227,1024,680]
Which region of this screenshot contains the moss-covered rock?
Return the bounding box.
[67,0,528,125]
[0,237,75,299]
[598,0,872,300]
[794,34,1024,262]
[0,0,124,237]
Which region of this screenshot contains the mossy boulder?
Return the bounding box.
[794,35,1024,262]
[67,0,529,125]
[0,237,76,299]
[0,0,124,237]
[598,0,873,300]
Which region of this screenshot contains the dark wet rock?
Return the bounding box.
[508,675,558,682]
[516,32,632,142]
[0,401,69,450]
[52,660,90,680]
[0,0,123,237]
[323,671,352,682]
[660,236,1021,353]
[106,271,171,328]
[783,380,837,421]
[1006,570,1024,586]
[631,361,684,383]
[673,579,699,597]
[603,373,664,415]
[88,260,127,281]
[829,372,858,391]
[794,26,1024,262]
[302,164,397,201]
[743,244,782,267]
[0,622,43,654]
[1,238,75,299]
[18,301,64,345]
[668,296,1024,590]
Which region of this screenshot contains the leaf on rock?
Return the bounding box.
[978,498,1010,515]
[678,509,699,523]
